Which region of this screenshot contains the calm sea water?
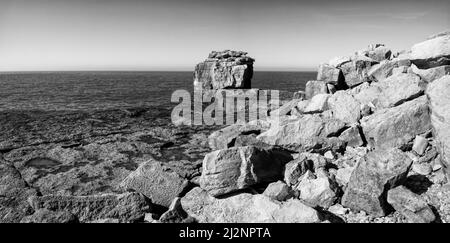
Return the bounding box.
[0,71,316,111]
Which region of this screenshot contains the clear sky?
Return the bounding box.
[0,0,449,71]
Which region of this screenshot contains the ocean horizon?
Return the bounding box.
[0,71,316,111]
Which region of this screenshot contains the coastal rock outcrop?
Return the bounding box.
[193,50,255,90]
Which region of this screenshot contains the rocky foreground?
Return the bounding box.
[1,33,450,223]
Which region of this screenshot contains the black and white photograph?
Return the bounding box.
[1,0,450,231]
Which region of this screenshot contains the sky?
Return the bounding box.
[0,0,449,71]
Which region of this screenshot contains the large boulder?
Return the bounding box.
[426,75,450,178]
[410,33,450,69]
[339,55,378,87]
[317,64,344,86]
[257,114,347,152]
[28,192,150,223]
[327,90,362,124]
[200,146,292,197]
[193,50,254,89]
[341,148,412,217]
[375,73,425,108]
[181,187,321,223]
[361,96,431,150]
[208,119,270,150]
[121,161,189,208]
[387,186,435,223]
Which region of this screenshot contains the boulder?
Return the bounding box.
[121,161,189,208]
[317,64,344,85]
[263,181,294,201]
[410,33,450,69]
[284,157,314,187]
[367,45,392,62]
[361,96,431,150]
[411,64,450,83]
[305,80,328,99]
[387,186,435,223]
[327,91,361,124]
[296,176,338,209]
[28,192,150,223]
[159,197,188,223]
[339,55,378,87]
[341,148,412,217]
[181,187,321,223]
[426,75,450,178]
[208,119,270,150]
[200,146,292,197]
[368,60,396,82]
[194,50,254,89]
[375,73,425,108]
[304,94,330,114]
[257,114,347,152]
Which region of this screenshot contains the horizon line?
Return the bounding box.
[0,67,317,73]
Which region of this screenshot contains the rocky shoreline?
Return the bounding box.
[1,32,450,223]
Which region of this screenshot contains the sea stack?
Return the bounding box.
[193,50,255,90]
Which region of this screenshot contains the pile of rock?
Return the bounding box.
[176,31,450,223]
[194,50,255,90]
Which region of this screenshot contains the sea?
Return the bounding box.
[0,71,316,112]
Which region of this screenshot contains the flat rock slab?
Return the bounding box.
[200,146,292,197]
[342,148,412,217]
[121,160,189,208]
[181,187,321,223]
[28,192,150,223]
